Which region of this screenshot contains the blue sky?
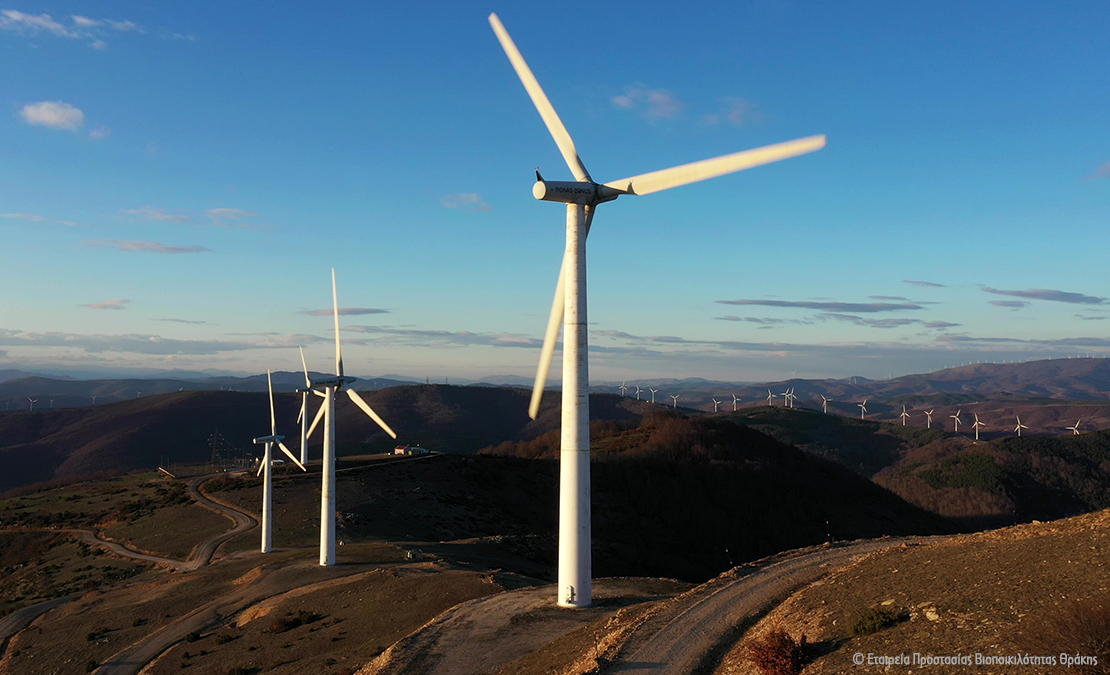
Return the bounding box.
[1,2,1108,382]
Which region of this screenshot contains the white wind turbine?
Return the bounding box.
[27,397,37,412]
[766,389,777,406]
[619,382,628,396]
[780,388,792,407]
[1014,415,1028,437]
[924,409,934,429]
[732,393,739,411]
[820,395,829,413]
[649,388,658,404]
[858,399,867,419]
[950,409,962,433]
[302,269,398,566]
[669,394,680,409]
[972,413,986,441]
[634,385,642,401]
[91,395,97,405]
[295,346,317,465]
[899,404,910,426]
[490,12,824,609]
[1067,419,1081,436]
[711,398,721,413]
[254,370,306,553]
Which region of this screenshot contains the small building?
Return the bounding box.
[393,445,429,456]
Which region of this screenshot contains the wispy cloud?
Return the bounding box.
[717,298,924,313]
[440,193,492,212]
[300,308,389,317]
[701,97,760,127]
[714,316,815,326]
[344,325,541,349]
[869,295,911,301]
[159,318,211,325]
[1,212,79,226]
[1077,315,1108,321]
[611,84,684,121]
[903,279,945,288]
[982,287,1105,305]
[0,328,254,356]
[82,239,210,254]
[924,321,961,329]
[989,300,1029,309]
[206,208,262,227]
[820,314,921,329]
[1,11,145,48]
[0,10,75,37]
[20,101,84,131]
[80,299,129,310]
[1085,161,1110,181]
[120,206,191,223]
[88,126,111,140]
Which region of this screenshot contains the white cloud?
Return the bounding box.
[440,193,493,212]
[81,299,130,310]
[82,239,210,254]
[206,208,263,227]
[0,10,75,37]
[71,15,101,28]
[611,85,684,121]
[20,101,85,131]
[90,39,106,50]
[702,97,761,127]
[1,212,79,226]
[88,126,111,139]
[120,206,191,223]
[105,19,139,32]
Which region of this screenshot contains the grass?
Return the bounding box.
[102,502,232,559]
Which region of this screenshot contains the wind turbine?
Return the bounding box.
[1014,415,1028,437]
[711,398,721,413]
[634,385,642,401]
[136,391,141,398]
[91,395,97,405]
[820,395,829,413]
[732,393,739,411]
[619,382,628,396]
[924,409,934,429]
[766,389,777,406]
[780,388,792,407]
[972,413,986,441]
[295,346,317,465]
[490,12,824,609]
[951,409,962,433]
[669,394,680,409]
[649,388,658,403]
[27,397,37,412]
[302,269,398,566]
[254,370,306,553]
[899,404,910,426]
[858,399,867,419]
[1067,419,1081,436]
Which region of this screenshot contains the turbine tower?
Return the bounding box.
[732,393,739,411]
[766,390,777,406]
[950,409,962,433]
[899,404,910,426]
[1067,419,1081,436]
[924,409,934,429]
[302,269,398,566]
[648,388,658,403]
[858,399,868,419]
[634,385,642,401]
[972,413,986,441]
[490,12,824,609]
[669,394,680,409]
[253,370,306,553]
[820,395,829,413]
[780,388,791,407]
[1014,415,1028,437]
[711,398,721,413]
[27,397,37,412]
[619,382,628,396]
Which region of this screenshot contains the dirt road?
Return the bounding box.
[607,539,916,674]
[180,473,257,570]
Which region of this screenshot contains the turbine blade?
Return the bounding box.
[297,396,305,424]
[332,268,343,377]
[529,257,566,420]
[346,389,397,439]
[299,345,310,387]
[256,456,265,477]
[267,369,276,437]
[604,135,826,197]
[488,13,591,182]
[307,399,326,438]
[277,441,306,471]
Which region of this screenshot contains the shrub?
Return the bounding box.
[184,631,200,643]
[747,630,808,675]
[1021,593,1110,674]
[214,634,234,645]
[852,606,900,636]
[85,660,98,672]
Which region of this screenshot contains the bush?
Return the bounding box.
[214,633,234,645]
[851,606,900,635]
[747,629,808,675]
[1021,593,1110,674]
[184,631,200,643]
[85,660,98,672]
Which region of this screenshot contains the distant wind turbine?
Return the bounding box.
[820,395,829,413]
[634,385,642,401]
[858,399,867,419]
[136,391,141,398]
[972,413,986,441]
[254,370,307,553]
[766,389,777,406]
[49,398,54,409]
[899,404,910,426]
[780,388,791,407]
[950,409,962,433]
[619,382,628,396]
[711,398,721,413]
[91,395,97,405]
[649,388,658,403]
[27,397,37,412]
[732,393,739,411]
[1067,420,1081,436]
[669,394,680,409]
[1014,415,1028,437]
[924,409,934,429]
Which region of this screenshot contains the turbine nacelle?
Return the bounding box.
[253,434,285,445]
[532,175,622,205]
[309,375,357,388]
